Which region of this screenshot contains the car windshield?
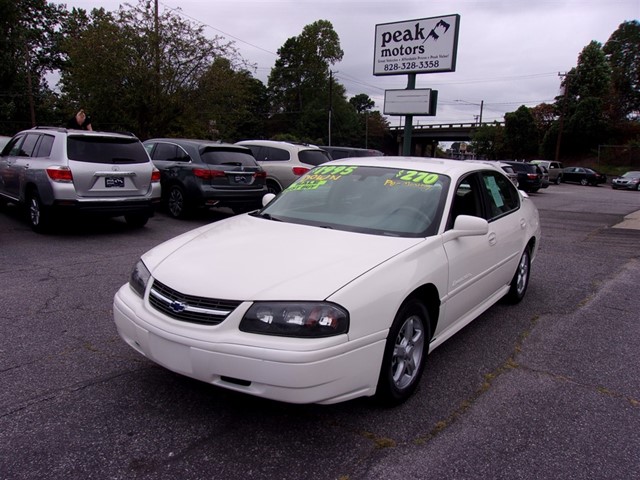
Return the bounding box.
[257,165,450,237]
[621,171,640,178]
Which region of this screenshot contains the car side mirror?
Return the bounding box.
[442,215,489,242]
[262,193,276,207]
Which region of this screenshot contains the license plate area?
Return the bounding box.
[105,176,125,188]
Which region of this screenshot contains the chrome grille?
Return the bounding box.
[149,279,241,325]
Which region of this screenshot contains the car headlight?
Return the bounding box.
[129,260,151,298]
[240,302,349,338]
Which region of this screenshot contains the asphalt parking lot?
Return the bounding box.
[1,183,639,479]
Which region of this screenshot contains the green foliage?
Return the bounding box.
[58,0,247,138]
[0,0,66,134]
[267,20,345,140]
[504,106,538,159]
[470,122,506,159]
[350,94,375,114]
[604,20,640,121]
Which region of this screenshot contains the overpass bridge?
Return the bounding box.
[389,122,505,156]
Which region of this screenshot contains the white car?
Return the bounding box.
[113,157,541,405]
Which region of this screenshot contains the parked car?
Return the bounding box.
[611,171,640,191]
[236,140,331,194]
[144,139,267,218]
[320,145,384,159]
[0,127,160,232]
[466,160,518,187]
[561,166,607,186]
[538,165,550,189]
[502,161,543,192]
[531,160,564,184]
[0,135,11,151]
[113,157,540,405]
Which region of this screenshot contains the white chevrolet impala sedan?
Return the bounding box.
[113,157,541,405]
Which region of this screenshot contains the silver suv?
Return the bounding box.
[0,127,161,232]
[531,160,564,184]
[236,140,331,194]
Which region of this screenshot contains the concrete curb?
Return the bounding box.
[612,209,640,229]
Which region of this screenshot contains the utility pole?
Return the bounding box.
[555,72,569,162]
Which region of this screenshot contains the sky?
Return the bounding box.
[55,0,639,126]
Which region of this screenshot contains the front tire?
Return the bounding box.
[580,178,588,186]
[505,247,531,304]
[375,299,430,406]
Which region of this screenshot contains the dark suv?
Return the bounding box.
[0,127,161,232]
[502,161,543,193]
[144,138,267,218]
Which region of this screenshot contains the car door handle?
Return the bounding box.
[520,219,527,229]
[488,232,497,246]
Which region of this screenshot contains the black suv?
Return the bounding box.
[144,138,267,218]
[502,161,543,193]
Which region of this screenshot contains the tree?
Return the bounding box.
[349,94,375,114]
[504,106,538,159]
[0,0,66,133]
[193,57,269,141]
[554,41,612,156]
[267,20,344,139]
[58,0,244,138]
[604,20,640,120]
[470,122,506,159]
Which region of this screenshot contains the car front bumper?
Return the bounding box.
[113,284,385,404]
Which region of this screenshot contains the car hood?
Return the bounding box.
[144,215,425,301]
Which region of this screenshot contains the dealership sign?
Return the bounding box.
[373,14,460,76]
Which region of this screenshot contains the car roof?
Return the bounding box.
[323,156,504,177]
[23,127,139,140]
[144,138,242,149]
[236,139,323,151]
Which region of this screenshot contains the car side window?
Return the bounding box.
[152,143,188,162]
[4,135,25,156]
[35,134,54,157]
[264,147,289,161]
[18,134,40,157]
[447,173,483,230]
[480,171,520,220]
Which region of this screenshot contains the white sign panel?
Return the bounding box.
[373,14,460,76]
[384,89,436,115]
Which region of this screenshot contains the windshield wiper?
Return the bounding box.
[251,212,282,222]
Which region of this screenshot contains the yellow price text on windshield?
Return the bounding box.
[287,179,328,191]
[312,165,358,176]
[395,170,439,185]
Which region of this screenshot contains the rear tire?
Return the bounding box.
[375,299,430,406]
[167,185,188,219]
[26,190,52,233]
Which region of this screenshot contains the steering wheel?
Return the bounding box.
[390,205,432,226]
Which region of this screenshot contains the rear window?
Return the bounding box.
[299,149,331,166]
[200,148,258,166]
[67,136,149,164]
